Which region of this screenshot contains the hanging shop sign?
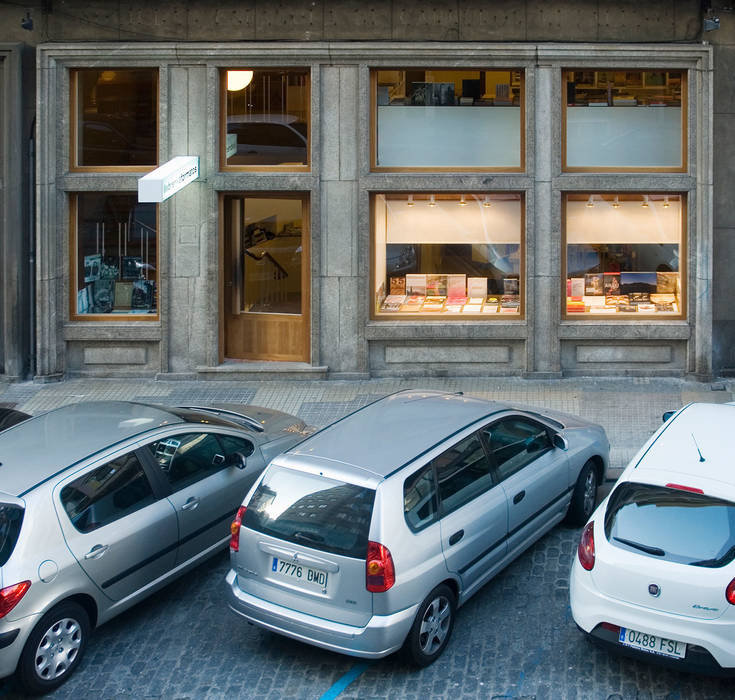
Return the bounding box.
[138,156,200,203]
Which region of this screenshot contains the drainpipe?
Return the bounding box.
[28,116,35,379]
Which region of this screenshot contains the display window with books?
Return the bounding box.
[563,69,686,171]
[371,69,524,171]
[71,68,158,170]
[372,193,523,318]
[220,68,310,170]
[71,193,158,320]
[563,193,685,319]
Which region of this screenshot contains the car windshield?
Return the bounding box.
[243,466,375,559]
[0,504,24,567]
[605,482,735,567]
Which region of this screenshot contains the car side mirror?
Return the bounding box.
[552,433,569,451]
[662,411,676,422]
[225,452,247,470]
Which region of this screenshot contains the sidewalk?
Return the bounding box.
[1,375,733,480]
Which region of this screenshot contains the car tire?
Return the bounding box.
[404,584,456,667]
[16,601,90,695]
[566,460,598,526]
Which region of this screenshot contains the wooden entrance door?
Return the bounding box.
[222,194,310,362]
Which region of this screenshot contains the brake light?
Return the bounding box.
[0,581,31,619]
[578,522,595,571]
[665,483,704,494]
[229,506,246,552]
[366,541,395,592]
[726,578,735,605]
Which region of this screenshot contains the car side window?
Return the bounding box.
[433,433,494,515]
[146,432,226,491]
[404,466,438,531]
[482,417,552,482]
[60,452,156,533]
[216,434,255,459]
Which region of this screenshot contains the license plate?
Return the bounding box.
[619,627,686,659]
[271,557,328,589]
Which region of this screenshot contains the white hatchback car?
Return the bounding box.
[570,402,735,676]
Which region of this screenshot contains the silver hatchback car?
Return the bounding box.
[226,390,609,665]
[0,401,311,694]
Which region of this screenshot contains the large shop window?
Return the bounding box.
[372,69,524,170]
[373,193,523,317]
[221,68,310,169]
[564,193,685,318]
[71,68,158,169]
[563,69,686,171]
[71,193,158,319]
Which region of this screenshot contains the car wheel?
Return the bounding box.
[566,460,598,526]
[404,584,455,667]
[17,601,90,695]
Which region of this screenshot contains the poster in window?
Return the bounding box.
[84,254,102,283]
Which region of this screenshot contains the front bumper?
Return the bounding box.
[225,569,418,659]
[570,559,735,675]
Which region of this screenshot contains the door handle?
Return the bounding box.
[513,490,526,505]
[84,544,109,560]
[449,529,464,546]
[181,497,200,511]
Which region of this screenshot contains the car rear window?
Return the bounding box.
[605,482,735,567]
[0,504,24,567]
[243,466,375,559]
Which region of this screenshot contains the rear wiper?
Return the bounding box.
[690,544,735,568]
[293,531,324,544]
[613,536,665,556]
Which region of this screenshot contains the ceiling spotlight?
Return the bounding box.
[227,70,254,92]
[428,194,436,207]
[641,195,649,208]
[612,196,621,209]
[406,194,415,207]
[663,196,670,209]
[459,195,468,206]
[483,195,492,208]
[586,195,595,208]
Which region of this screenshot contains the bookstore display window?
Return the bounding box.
[563,69,686,171]
[71,69,158,169]
[564,194,684,318]
[71,193,158,319]
[221,69,310,169]
[372,69,523,170]
[373,193,522,317]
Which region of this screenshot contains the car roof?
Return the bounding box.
[288,390,509,478]
[633,402,735,486]
[0,401,235,497]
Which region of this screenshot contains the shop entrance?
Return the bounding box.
[222,194,310,362]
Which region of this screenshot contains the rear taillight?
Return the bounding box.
[0,581,31,619]
[726,578,735,605]
[578,521,595,571]
[229,506,246,552]
[366,541,395,593]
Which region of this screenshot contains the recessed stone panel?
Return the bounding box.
[576,345,672,364]
[84,346,147,365]
[386,345,510,364]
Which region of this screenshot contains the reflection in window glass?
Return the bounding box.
[433,434,493,514]
[223,69,309,167]
[147,433,225,491]
[374,193,522,316]
[564,69,685,169]
[375,69,523,169]
[564,194,684,317]
[74,193,157,317]
[483,418,550,481]
[404,468,438,531]
[74,69,157,167]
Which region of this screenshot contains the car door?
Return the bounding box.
[435,432,508,596]
[143,431,260,564]
[481,415,569,558]
[55,447,179,601]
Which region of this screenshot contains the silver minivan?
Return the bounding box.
[226,390,609,665]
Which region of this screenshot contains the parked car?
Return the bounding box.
[570,402,735,676]
[0,408,30,432]
[0,400,312,694]
[226,389,609,666]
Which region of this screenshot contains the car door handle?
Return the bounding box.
[181,497,200,511]
[513,490,525,505]
[449,530,464,546]
[84,544,109,560]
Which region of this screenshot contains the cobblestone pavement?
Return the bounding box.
[0,375,734,699]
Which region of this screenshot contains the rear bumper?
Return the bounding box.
[225,569,418,659]
[0,614,40,679]
[570,559,735,675]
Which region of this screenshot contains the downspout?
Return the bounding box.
[28,116,35,379]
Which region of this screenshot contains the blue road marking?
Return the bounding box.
[318,662,371,700]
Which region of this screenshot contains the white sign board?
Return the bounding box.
[138,156,200,203]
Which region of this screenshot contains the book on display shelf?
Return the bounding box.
[462,304,483,314]
[603,273,621,296]
[405,274,427,296]
[400,294,424,312]
[389,276,406,295]
[569,277,585,298]
[445,304,463,313]
[426,274,447,297]
[617,304,638,313]
[467,277,488,299]
[421,296,446,311]
[584,273,604,296]
[380,294,406,312]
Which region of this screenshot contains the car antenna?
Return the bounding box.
[691,433,705,462]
